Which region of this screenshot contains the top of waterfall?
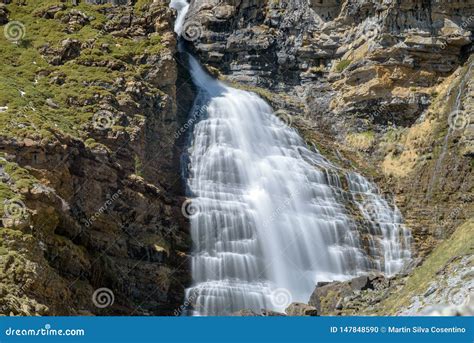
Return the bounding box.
[187,54,227,95]
[170,0,190,36]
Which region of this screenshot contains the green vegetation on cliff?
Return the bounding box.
[0,0,164,140]
[376,219,474,314]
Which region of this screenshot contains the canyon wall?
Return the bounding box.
[0,0,191,315]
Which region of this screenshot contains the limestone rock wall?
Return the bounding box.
[0,1,191,316]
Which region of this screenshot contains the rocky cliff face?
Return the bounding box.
[184,0,473,257]
[0,0,191,315]
[182,0,473,314]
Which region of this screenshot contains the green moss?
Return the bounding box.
[134,154,143,177]
[0,159,37,216]
[134,0,154,12]
[0,1,163,140]
[383,127,404,143]
[3,163,36,188]
[335,59,352,73]
[0,182,16,209]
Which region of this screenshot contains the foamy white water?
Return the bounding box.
[171,1,411,316]
[170,0,190,36]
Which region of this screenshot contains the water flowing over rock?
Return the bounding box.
[172,1,411,316]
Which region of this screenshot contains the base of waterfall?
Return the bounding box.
[227,273,391,316]
[228,268,474,317]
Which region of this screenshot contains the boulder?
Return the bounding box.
[349,276,370,291]
[35,4,66,19]
[39,39,81,65]
[285,303,318,316]
[309,274,390,314]
[308,281,353,314]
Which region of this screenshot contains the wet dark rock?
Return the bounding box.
[349,276,370,291]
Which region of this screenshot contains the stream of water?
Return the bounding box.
[170,0,411,316]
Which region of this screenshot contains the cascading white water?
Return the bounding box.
[171,1,411,316]
[170,0,190,36]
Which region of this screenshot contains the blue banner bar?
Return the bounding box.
[0,316,472,343]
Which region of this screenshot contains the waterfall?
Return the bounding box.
[170,0,190,36]
[427,61,473,197]
[171,1,411,316]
